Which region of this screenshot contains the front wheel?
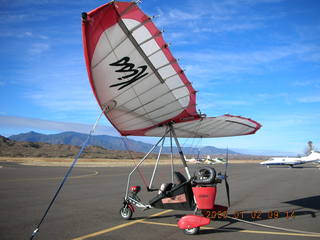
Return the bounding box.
[119,206,133,220]
[183,227,200,235]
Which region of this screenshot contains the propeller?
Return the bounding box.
[224,147,231,207]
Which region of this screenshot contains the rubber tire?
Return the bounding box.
[183,227,200,235]
[119,206,133,220]
[194,167,216,184]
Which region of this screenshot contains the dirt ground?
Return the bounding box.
[0,157,262,167]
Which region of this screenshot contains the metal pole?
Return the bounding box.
[149,135,165,189]
[169,125,191,180]
[29,105,109,240]
[125,128,169,199]
[170,130,174,183]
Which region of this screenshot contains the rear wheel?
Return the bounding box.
[183,227,200,235]
[119,206,133,220]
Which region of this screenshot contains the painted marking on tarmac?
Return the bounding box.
[3,170,99,182]
[140,220,320,238]
[71,210,173,240]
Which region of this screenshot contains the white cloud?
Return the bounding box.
[0,115,118,136]
[177,44,318,81]
[154,0,288,33]
[24,31,33,37]
[216,100,251,106]
[2,13,29,23]
[28,43,50,55]
[0,30,49,40]
[256,93,289,101]
[197,98,251,110]
[193,22,263,33]
[298,96,320,103]
[25,84,97,112]
[168,9,201,20]
[293,79,320,88]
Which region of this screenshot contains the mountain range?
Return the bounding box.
[9,131,238,155]
[0,135,155,159]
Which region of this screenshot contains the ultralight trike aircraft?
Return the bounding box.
[28,1,261,238]
[80,0,261,235]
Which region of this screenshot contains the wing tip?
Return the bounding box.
[223,114,262,135]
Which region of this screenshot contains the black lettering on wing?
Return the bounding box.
[109,57,148,90]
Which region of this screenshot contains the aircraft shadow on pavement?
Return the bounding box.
[265,165,319,169]
[291,166,319,169]
[284,195,320,211]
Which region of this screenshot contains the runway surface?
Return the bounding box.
[1,161,319,240]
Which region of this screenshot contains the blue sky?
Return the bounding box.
[0,0,319,155]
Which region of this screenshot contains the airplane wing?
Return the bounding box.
[82,1,261,137]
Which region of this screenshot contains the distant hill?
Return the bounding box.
[0,135,152,159]
[9,131,148,151]
[9,131,239,155]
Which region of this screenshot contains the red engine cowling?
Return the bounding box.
[192,186,217,210]
[178,215,211,229]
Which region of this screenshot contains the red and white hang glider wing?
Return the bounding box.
[82,1,262,137]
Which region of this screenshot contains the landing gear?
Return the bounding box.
[119,205,133,220]
[183,227,200,235]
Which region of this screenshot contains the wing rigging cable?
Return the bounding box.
[82,1,262,138]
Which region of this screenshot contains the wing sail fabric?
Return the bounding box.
[145,115,261,138]
[82,1,262,137]
[82,1,199,136]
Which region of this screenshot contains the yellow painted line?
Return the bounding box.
[68,171,99,179]
[140,220,177,228]
[139,220,217,229]
[71,210,173,240]
[140,220,320,238]
[4,170,99,182]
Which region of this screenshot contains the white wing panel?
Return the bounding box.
[122,18,140,31]
[166,75,184,89]
[144,116,260,137]
[140,39,161,56]
[91,33,112,68]
[131,23,152,44]
[178,96,190,107]
[90,19,190,133]
[143,93,176,112]
[132,75,159,96]
[148,50,169,69]
[158,65,176,79]
[107,23,127,50]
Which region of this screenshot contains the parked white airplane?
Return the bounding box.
[204,155,226,165]
[260,150,320,167]
[184,156,201,163]
[185,155,226,164]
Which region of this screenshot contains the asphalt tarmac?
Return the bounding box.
[1,161,320,240]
